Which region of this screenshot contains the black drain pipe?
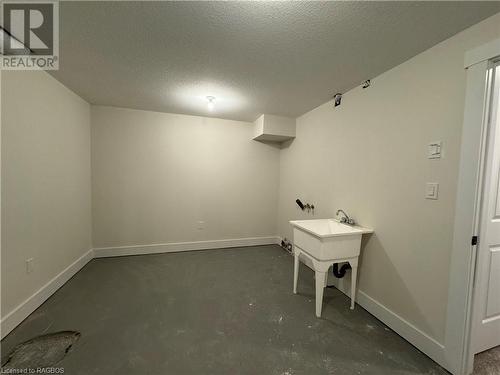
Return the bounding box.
[332,263,351,278]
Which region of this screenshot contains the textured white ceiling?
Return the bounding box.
[50,1,500,122]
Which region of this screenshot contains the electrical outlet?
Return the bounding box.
[197,221,205,230]
[26,258,34,274]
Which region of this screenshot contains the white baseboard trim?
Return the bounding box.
[357,291,446,367]
[93,236,281,258]
[331,278,447,370]
[1,249,94,339]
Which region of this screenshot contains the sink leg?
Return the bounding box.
[293,251,300,294]
[350,265,358,310]
[315,270,326,317]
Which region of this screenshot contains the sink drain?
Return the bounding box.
[1,331,80,370]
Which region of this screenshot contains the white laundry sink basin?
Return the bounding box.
[290,219,372,261]
[290,218,373,316]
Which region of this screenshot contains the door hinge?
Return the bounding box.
[471,236,478,246]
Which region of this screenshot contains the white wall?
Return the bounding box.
[1,71,92,318]
[91,106,280,248]
[2,14,499,363]
[277,12,500,345]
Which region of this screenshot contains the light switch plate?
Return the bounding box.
[426,183,439,200]
[428,141,442,159]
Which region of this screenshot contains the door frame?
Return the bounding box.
[445,38,500,375]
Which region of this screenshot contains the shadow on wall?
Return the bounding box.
[352,234,440,341]
[280,138,294,150]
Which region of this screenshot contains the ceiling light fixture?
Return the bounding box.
[206,96,216,112]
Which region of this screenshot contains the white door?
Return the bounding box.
[472,62,500,354]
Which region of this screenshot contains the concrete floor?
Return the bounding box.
[474,346,500,375]
[1,245,449,374]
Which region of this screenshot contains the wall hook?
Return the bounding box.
[333,93,342,107]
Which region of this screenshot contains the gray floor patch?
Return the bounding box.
[1,246,449,374]
[1,331,80,370]
[474,346,500,375]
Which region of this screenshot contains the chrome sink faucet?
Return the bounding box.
[336,209,355,225]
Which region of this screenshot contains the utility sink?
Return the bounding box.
[290,219,373,261]
[290,219,373,316]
